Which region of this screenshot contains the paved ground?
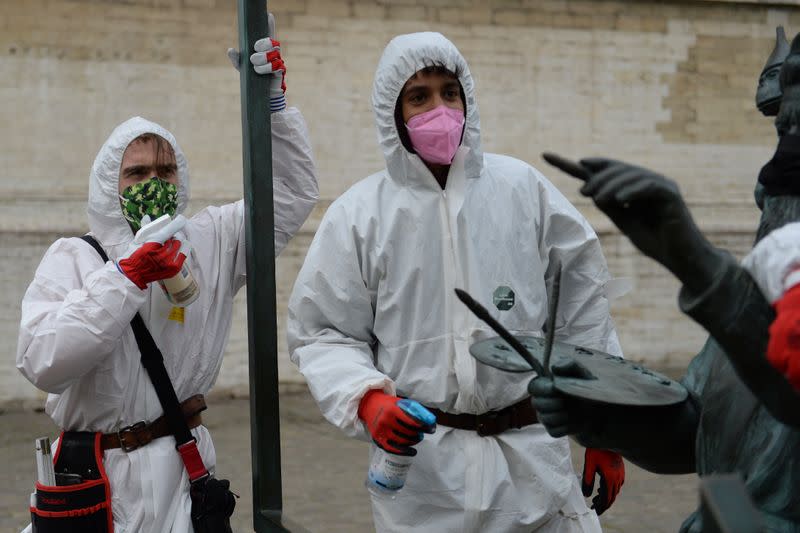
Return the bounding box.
[1,388,698,533]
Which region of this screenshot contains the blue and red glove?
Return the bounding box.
[768,283,800,391]
[357,390,436,456]
[582,448,625,515]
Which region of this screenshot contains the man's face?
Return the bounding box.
[400,69,464,123]
[118,135,178,194]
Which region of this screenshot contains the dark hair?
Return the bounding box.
[394,62,467,153]
[129,133,175,165]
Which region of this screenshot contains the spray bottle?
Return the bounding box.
[136,214,199,307]
[365,399,436,497]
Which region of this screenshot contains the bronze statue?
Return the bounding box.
[524,32,800,532]
[757,26,790,117]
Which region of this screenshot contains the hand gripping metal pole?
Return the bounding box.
[237,2,306,531]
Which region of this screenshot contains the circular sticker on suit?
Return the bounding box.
[493,286,515,311]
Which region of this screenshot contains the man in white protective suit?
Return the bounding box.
[16,33,318,532]
[288,32,624,532]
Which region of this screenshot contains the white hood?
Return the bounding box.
[371,32,483,184]
[290,32,620,532]
[87,117,190,260]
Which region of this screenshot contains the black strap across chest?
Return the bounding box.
[79,235,194,447]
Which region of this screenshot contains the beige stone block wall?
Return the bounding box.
[1,0,795,404]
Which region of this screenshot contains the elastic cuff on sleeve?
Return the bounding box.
[270,94,287,113]
[82,263,148,336]
[352,379,395,440]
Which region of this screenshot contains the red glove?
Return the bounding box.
[357,390,433,456]
[768,284,800,391]
[582,448,625,515]
[118,238,186,290]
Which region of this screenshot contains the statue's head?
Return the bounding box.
[754,29,800,221]
[757,27,790,117]
[775,32,800,135]
[757,41,800,231]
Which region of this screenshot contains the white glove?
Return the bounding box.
[227,12,286,112]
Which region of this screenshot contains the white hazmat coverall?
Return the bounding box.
[743,220,800,303]
[17,113,318,532]
[288,32,620,532]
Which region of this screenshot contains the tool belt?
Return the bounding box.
[425,398,538,437]
[29,396,206,532]
[30,432,113,533]
[100,395,206,452]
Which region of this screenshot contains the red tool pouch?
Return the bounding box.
[30,431,113,533]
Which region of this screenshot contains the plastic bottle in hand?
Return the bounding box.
[365,399,436,497]
[137,214,199,307]
[160,258,199,307]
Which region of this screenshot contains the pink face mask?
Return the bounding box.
[405,105,465,165]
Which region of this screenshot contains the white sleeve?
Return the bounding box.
[270,107,319,256]
[220,108,319,292]
[16,238,146,393]
[536,172,623,357]
[742,221,800,303]
[188,200,248,295]
[287,203,393,438]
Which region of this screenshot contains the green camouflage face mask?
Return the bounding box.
[119,176,178,232]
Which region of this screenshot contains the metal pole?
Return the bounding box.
[236,1,287,531]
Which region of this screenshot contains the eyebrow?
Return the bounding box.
[404,85,428,96]
[122,165,150,177]
[403,78,461,95]
[122,163,178,177]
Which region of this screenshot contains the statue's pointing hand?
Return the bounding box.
[542,153,714,291]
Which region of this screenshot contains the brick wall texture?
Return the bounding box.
[1,0,796,404]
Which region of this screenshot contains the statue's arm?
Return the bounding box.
[530,372,700,474]
[678,252,800,427]
[571,398,700,474]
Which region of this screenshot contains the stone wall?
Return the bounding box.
[1,0,795,404]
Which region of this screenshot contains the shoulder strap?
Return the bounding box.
[129,313,195,446]
[80,235,208,481]
[80,235,109,263]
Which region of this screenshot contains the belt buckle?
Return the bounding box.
[117,420,147,452]
[476,411,502,437]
